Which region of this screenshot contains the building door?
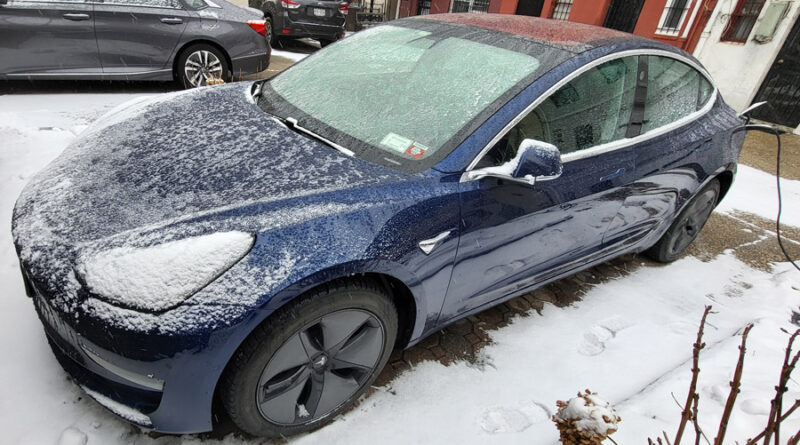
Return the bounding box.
[751,17,800,127]
[603,0,645,32]
[516,0,544,16]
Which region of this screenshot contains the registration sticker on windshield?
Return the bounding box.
[405,143,428,159]
[380,133,413,153]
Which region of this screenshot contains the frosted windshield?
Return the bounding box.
[268,25,541,165]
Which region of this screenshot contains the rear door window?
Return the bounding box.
[642,56,714,134]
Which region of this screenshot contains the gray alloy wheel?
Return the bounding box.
[184,50,223,87]
[176,44,230,89]
[221,279,398,437]
[646,179,720,263]
[256,309,385,425]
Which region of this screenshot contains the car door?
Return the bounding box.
[441,55,641,318]
[92,0,192,74]
[0,0,100,75]
[602,54,719,246]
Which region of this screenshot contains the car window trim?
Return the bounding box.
[88,0,183,9]
[465,48,718,172]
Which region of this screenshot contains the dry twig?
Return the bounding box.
[675,306,712,445]
[762,329,800,445]
[714,324,754,445]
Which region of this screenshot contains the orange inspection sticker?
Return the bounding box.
[405,143,428,159]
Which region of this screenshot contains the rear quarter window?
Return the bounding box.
[642,55,714,134]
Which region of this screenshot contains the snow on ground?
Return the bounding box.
[1,91,798,444]
[271,49,311,62]
[717,164,800,227]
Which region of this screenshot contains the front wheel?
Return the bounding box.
[645,179,720,263]
[221,279,398,437]
[176,44,230,89]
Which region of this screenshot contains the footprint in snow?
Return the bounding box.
[479,402,550,434]
[578,316,634,356]
[57,427,88,445]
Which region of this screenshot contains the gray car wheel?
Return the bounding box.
[177,44,230,89]
[221,278,398,437]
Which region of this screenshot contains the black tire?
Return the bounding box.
[318,34,340,47]
[265,15,278,48]
[221,279,398,438]
[176,44,230,89]
[645,179,720,263]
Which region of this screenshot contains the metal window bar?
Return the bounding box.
[722,0,766,42]
[657,0,690,33]
[417,0,430,15]
[551,0,573,20]
[452,0,490,13]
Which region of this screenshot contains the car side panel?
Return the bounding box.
[93,2,191,73]
[0,0,100,75]
[603,97,744,247]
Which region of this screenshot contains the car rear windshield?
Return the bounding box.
[259,20,573,173]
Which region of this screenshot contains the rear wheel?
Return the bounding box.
[645,179,720,263]
[265,15,278,47]
[176,44,230,89]
[221,279,398,437]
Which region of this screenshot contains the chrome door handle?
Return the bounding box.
[419,230,452,255]
[63,13,90,21]
[160,17,183,24]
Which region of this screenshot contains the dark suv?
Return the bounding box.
[251,0,347,47]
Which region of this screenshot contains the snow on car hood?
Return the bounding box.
[11,83,408,308]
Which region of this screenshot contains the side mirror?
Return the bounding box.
[465,139,563,186]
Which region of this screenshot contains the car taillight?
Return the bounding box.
[281,0,301,9]
[247,20,267,36]
[338,2,349,13]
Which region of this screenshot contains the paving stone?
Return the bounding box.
[403,347,436,366]
[464,333,480,345]
[430,346,447,359]
[507,297,531,313]
[531,287,558,304]
[389,349,404,363]
[476,307,504,325]
[473,327,491,343]
[472,341,488,353]
[416,333,440,349]
[445,318,473,336]
[439,333,473,359]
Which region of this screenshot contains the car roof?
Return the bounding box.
[411,13,648,50]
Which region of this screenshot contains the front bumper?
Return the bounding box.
[28,283,256,434]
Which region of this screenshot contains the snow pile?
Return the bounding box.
[553,390,621,444]
[77,231,254,312]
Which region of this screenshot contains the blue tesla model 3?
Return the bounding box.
[12,13,744,437]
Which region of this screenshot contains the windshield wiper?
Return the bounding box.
[282,117,354,157]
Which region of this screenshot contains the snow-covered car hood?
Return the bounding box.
[12,83,408,267]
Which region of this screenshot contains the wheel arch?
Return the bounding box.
[172,39,233,81]
[715,168,734,204]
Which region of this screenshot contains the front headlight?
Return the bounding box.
[76,231,254,312]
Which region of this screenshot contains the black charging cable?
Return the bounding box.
[734,120,799,272]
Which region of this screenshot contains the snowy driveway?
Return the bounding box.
[1,90,799,444]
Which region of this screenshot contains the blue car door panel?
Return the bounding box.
[440,55,640,319]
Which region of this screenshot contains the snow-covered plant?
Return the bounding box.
[553,389,621,445]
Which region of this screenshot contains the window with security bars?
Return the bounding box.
[452,0,490,13]
[417,0,431,15]
[551,0,573,20]
[722,0,766,42]
[656,0,691,34]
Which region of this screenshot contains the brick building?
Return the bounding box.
[396,0,715,53]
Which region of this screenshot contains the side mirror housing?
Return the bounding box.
[465,139,563,185]
[514,139,563,180]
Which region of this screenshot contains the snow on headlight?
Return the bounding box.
[77,231,254,312]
